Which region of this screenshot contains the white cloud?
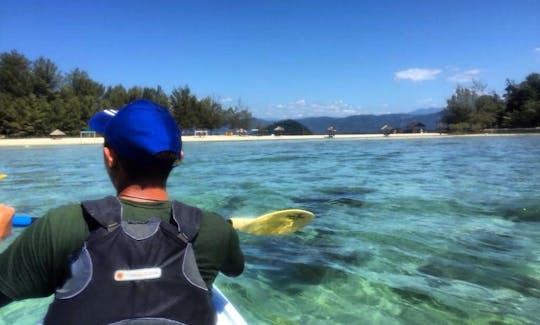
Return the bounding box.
[295,99,306,106]
[447,69,481,83]
[220,97,233,103]
[264,99,364,119]
[417,98,434,105]
[395,68,442,82]
[535,47,540,53]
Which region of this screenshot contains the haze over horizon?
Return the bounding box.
[257,107,443,123]
[1,0,539,119]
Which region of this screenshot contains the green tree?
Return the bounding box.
[472,94,505,129]
[504,73,540,127]
[127,86,143,102]
[32,57,61,99]
[103,85,129,108]
[24,95,50,136]
[63,68,104,97]
[197,97,224,130]
[442,86,477,127]
[48,97,70,132]
[0,50,33,97]
[0,50,258,137]
[170,86,199,131]
[223,99,253,130]
[0,93,17,136]
[62,96,85,134]
[224,107,253,130]
[442,86,505,132]
[0,96,48,136]
[142,86,169,107]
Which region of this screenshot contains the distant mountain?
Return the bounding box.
[250,118,274,128]
[296,111,443,134]
[249,108,444,135]
[407,107,444,115]
[261,119,313,135]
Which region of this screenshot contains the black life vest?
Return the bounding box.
[44,196,216,325]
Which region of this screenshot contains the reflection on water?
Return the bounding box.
[1,136,540,324]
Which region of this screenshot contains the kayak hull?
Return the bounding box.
[213,286,247,325]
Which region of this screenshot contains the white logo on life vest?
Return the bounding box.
[114,267,162,281]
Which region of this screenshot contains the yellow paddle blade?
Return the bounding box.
[230,209,314,235]
[0,174,6,180]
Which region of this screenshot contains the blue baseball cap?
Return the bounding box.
[88,99,182,161]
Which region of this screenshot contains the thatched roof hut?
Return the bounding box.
[381,124,395,136]
[327,126,336,138]
[273,126,284,135]
[49,129,66,139]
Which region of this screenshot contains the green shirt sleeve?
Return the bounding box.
[0,204,88,301]
[194,211,244,287]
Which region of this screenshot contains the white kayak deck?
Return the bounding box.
[213,286,247,325]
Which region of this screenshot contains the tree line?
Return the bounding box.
[442,73,540,132]
[3,50,538,137]
[0,50,253,137]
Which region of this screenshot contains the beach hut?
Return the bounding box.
[194,129,208,137]
[273,126,284,136]
[406,121,426,133]
[327,126,336,138]
[49,129,66,139]
[381,124,395,136]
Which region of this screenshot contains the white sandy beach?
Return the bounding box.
[0,132,535,147]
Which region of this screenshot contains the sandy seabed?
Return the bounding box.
[0,132,534,147]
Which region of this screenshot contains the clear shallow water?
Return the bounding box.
[1,135,539,325]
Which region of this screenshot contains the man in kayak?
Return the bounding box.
[0,99,244,324]
[0,204,14,241]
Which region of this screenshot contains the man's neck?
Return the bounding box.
[118,186,169,202]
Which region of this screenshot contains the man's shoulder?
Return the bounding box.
[45,203,84,219]
[198,210,236,237]
[41,202,86,231]
[47,202,83,214]
[171,201,226,225]
[200,210,227,224]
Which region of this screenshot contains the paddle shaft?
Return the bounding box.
[12,215,38,227]
[13,209,314,234]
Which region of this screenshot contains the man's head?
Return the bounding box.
[89,99,182,189]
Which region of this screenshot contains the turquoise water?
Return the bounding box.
[1,135,539,324]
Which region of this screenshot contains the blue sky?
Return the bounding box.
[1,0,539,119]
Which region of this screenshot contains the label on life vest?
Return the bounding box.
[114,267,162,281]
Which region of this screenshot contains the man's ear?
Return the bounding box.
[172,150,184,167]
[103,146,117,168]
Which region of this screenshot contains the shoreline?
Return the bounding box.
[0,132,537,147]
